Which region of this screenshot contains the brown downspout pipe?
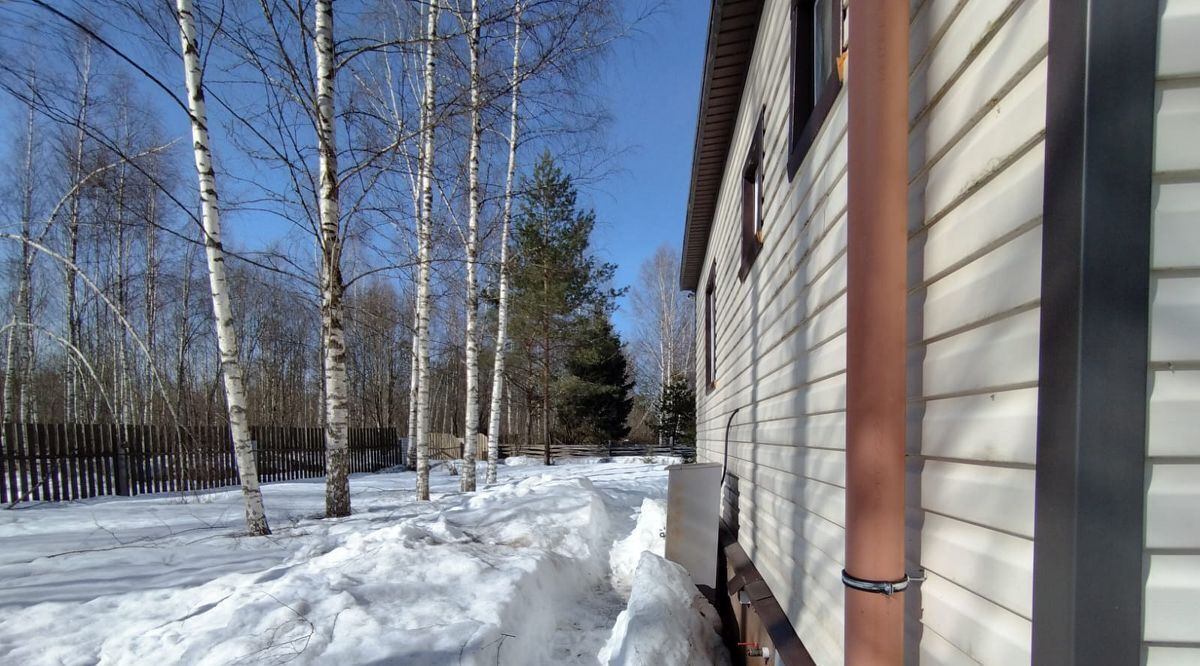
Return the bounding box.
[844,1,909,664]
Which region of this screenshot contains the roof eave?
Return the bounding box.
[679,0,765,291]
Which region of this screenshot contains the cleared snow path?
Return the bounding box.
[0,457,682,665]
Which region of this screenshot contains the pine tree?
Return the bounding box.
[652,374,696,457]
[509,151,620,464]
[556,310,634,446]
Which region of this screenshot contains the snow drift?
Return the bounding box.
[609,497,667,592]
[598,551,728,666]
[0,460,674,665]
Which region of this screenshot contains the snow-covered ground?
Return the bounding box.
[0,456,723,665]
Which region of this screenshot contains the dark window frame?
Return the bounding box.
[704,266,717,392]
[788,0,844,180]
[739,109,766,280]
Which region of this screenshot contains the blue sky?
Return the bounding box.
[1,0,710,339]
[219,0,710,338]
[585,1,708,337]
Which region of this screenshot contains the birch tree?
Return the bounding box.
[175,0,269,535]
[629,245,694,401]
[2,103,37,425]
[313,0,351,518]
[407,328,419,468]
[485,0,522,484]
[414,0,440,501]
[64,38,91,422]
[459,0,483,492]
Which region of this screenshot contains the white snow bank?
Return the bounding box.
[0,459,668,665]
[598,552,729,666]
[609,498,667,592]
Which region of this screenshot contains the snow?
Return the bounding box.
[609,497,667,592]
[598,552,729,666]
[0,457,724,665]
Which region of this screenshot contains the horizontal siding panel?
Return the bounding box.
[1153,182,1200,270]
[915,628,983,666]
[1155,84,1200,174]
[919,573,1032,665]
[1148,370,1200,457]
[914,460,1035,537]
[735,500,846,607]
[1147,646,1200,666]
[909,0,1048,180]
[910,307,1041,398]
[1150,275,1200,362]
[909,0,965,72]
[1144,554,1200,643]
[715,373,845,424]
[909,0,1026,126]
[908,387,1038,464]
[1159,0,1200,78]
[701,412,846,451]
[911,225,1041,343]
[908,511,1033,618]
[910,142,1044,283]
[706,203,848,399]
[728,482,845,565]
[1145,464,1200,549]
[745,534,844,666]
[723,440,845,488]
[724,455,845,528]
[908,57,1047,231]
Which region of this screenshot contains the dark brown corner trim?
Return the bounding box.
[679,0,766,292]
[1031,0,1158,664]
[722,532,818,666]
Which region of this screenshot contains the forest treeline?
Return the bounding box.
[0,0,693,529]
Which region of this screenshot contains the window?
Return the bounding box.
[705,267,717,390]
[740,110,766,280]
[788,0,843,178]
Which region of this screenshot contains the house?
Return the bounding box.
[679,0,1198,663]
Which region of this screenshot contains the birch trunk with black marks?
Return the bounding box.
[3,126,25,424]
[460,0,482,492]
[65,41,91,423]
[4,104,37,425]
[175,0,269,535]
[114,155,131,424]
[20,109,37,424]
[485,0,522,484]
[406,329,418,468]
[314,0,351,518]
[143,196,158,424]
[415,0,440,501]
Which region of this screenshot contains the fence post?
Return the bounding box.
[114,435,130,497]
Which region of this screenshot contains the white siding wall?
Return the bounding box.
[905,0,1047,662]
[685,0,1200,663]
[694,0,850,661]
[1144,2,1200,664]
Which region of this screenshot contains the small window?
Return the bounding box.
[740,110,766,280]
[705,267,717,390]
[788,0,843,178]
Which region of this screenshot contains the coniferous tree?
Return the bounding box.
[556,310,634,446]
[508,151,620,464]
[652,374,696,457]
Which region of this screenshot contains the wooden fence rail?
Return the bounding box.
[0,423,405,504]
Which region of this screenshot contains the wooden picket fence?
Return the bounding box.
[0,423,405,504]
[497,439,690,460]
[426,432,489,460]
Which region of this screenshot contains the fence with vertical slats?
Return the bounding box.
[0,423,405,504]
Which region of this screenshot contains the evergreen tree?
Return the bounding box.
[508,151,621,463]
[652,374,696,457]
[556,310,634,446]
